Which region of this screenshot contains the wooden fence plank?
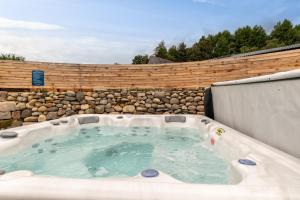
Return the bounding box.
[0,49,300,90]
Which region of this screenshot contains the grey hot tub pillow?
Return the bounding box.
[78,116,100,125]
[165,116,186,123]
[0,132,18,139]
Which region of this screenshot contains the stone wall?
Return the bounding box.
[0,88,205,129]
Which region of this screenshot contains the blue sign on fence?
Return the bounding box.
[32,70,45,86]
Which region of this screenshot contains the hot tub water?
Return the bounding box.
[0,126,229,184]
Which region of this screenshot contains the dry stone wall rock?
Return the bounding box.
[0,88,205,129]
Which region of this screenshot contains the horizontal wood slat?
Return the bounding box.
[0,49,300,90]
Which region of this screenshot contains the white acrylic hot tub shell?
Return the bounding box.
[0,115,299,200]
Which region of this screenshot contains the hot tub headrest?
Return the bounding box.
[78,116,100,125]
[165,116,186,123]
[0,132,18,139]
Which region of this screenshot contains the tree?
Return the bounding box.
[190,35,215,61]
[251,25,267,48]
[176,42,189,62]
[234,25,267,53]
[234,26,253,52]
[132,54,149,64]
[294,24,300,43]
[154,41,169,59]
[132,18,300,63]
[214,30,235,57]
[0,53,25,61]
[240,46,259,53]
[168,43,189,62]
[168,45,179,61]
[264,39,285,49]
[271,19,296,45]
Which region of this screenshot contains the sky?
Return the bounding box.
[0,0,299,64]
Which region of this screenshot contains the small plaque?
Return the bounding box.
[32,70,44,86]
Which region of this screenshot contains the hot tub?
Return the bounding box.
[0,115,299,200]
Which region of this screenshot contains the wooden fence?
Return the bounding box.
[0,49,300,90]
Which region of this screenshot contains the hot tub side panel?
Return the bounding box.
[211,79,300,158]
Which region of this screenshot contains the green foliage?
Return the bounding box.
[240,46,259,53]
[234,26,253,52]
[190,35,215,61]
[132,54,149,64]
[271,19,296,45]
[251,25,268,48]
[214,30,235,57]
[294,25,300,42]
[264,39,285,49]
[177,42,189,62]
[0,53,25,61]
[132,19,300,63]
[168,45,179,61]
[234,25,267,53]
[154,41,169,59]
[168,42,189,62]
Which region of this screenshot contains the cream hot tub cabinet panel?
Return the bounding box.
[0,115,299,200]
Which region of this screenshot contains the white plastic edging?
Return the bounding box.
[212,69,300,86]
